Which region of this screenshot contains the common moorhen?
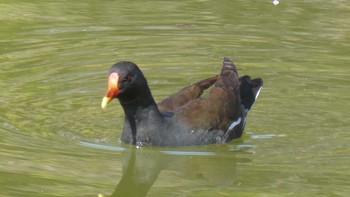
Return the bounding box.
[101,57,263,147]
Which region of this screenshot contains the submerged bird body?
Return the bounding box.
[102,57,262,146]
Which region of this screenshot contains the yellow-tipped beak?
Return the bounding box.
[101,72,120,109]
[101,96,112,109]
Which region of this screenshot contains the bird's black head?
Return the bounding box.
[101,61,148,108]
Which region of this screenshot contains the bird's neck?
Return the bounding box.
[119,88,163,145]
[121,99,161,121]
[119,87,160,117]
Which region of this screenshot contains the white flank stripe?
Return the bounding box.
[228,117,241,131]
[255,87,262,100]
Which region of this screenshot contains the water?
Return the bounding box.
[1,0,349,196]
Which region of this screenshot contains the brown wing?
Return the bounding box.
[173,57,241,131]
[157,75,218,112]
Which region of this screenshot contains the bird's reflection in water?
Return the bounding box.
[108,148,164,197]
[100,145,249,197]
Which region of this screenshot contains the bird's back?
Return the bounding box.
[173,57,242,133]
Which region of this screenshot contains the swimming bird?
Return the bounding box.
[101,57,262,147]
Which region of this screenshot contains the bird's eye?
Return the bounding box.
[123,75,132,82]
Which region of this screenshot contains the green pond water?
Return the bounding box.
[1,0,349,196]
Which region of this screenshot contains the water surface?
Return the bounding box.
[1,1,349,196]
